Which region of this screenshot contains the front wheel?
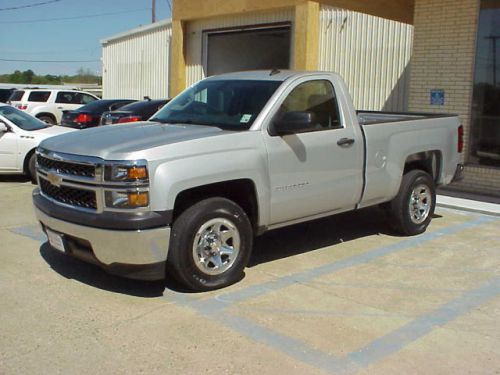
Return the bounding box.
[389,170,436,236]
[166,197,253,291]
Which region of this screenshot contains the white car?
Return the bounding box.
[0,103,75,182]
[8,89,99,124]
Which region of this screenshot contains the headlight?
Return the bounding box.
[105,163,148,182]
[105,190,149,208]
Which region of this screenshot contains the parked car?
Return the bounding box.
[33,71,463,291]
[60,99,136,129]
[99,99,169,125]
[0,88,15,103]
[8,89,99,125]
[0,104,75,182]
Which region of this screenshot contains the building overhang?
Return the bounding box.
[173,0,415,24]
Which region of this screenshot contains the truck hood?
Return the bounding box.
[39,121,229,159]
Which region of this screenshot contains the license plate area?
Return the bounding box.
[46,228,66,252]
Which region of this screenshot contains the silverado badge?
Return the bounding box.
[47,172,62,187]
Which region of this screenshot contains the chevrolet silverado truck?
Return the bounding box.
[33,71,464,291]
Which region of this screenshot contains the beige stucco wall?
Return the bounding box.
[409,0,500,196]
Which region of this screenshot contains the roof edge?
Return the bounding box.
[101,18,172,45]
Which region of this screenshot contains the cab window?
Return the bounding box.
[278,80,342,131]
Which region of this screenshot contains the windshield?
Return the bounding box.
[151,80,282,130]
[0,105,48,131]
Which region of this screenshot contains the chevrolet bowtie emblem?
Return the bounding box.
[47,172,62,187]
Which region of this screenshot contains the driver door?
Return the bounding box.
[263,78,364,225]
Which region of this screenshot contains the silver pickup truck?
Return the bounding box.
[33,71,463,291]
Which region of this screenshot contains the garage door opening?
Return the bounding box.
[205,25,291,76]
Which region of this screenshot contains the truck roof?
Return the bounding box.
[204,70,337,82]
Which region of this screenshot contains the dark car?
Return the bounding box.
[61,99,136,129]
[0,88,15,103]
[100,99,169,125]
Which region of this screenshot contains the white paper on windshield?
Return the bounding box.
[240,114,252,123]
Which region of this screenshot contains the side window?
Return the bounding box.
[81,94,96,104]
[9,90,25,101]
[28,91,51,102]
[72,93,83,104]
[278,80,342,131]
[56,91,76,104]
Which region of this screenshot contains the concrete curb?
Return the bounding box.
[436,195,500,217]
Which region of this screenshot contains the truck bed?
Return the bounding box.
[357,110,456,126]
[356,111,461,209]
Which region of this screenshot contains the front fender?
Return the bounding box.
[149,133,271,227]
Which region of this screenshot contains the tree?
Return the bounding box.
[0,69,100,85]
[21,69,35,83]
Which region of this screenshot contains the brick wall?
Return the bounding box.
[409,0,500,197]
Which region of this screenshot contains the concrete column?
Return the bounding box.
[170,20,187,97]
[293,1,320,71]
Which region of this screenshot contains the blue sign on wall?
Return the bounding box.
[430,89,445,105]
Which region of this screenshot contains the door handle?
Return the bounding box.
[337,138,355,147]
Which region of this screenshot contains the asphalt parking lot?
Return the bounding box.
[1,177,499,375]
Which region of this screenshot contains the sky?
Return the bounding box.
[0,0,171,76]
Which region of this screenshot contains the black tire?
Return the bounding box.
[389,170,436,236]
[167,197,253,291]
[28,152,37,184]
[38,115,55,125]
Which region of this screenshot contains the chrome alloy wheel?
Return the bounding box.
[192,218,241,276]
[409,184,432,224]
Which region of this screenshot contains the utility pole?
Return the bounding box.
[152,0,156,23]
[485,35,499,87]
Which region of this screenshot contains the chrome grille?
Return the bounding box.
[40,178,97,210]
[37,154,95,178]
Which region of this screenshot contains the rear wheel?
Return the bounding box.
[38,115,55,125]
[389,170,436,236]
[167,197,253,291]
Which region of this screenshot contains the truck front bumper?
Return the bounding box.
[33,191,171,281]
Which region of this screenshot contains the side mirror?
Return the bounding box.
[272,111,316,136]
[0,122,9,133]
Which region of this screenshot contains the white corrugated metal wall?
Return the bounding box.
[102,21,171,99]
[185,9,295,86]
[319,6,413,111]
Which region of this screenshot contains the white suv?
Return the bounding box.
[8,89,99,124]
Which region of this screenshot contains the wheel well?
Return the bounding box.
[403,150,441,182]
[23,148,36,174]
[36,113,56,122]
[173,179,259,230]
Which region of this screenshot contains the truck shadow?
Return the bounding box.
[39,206,441,297]
[0,175,32,183]
[39,243,167,297]
[250,206,410,267]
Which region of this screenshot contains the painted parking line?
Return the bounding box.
[171,277,500,375]
[9,224,46,243]
[347,277,500,370]
[165,214,498,374]
[10,213,500,374]
[201,215,497,309]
